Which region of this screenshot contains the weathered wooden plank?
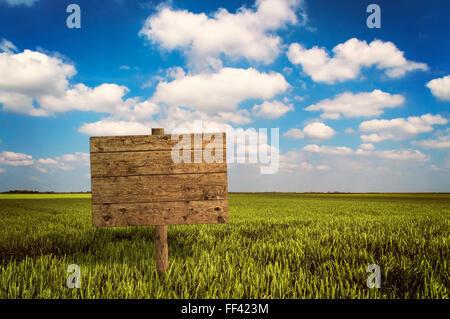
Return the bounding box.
[90,150,226,177]
[91,172,228,204]
[90,129,229,228]
[92,199,228,227]
[90,133,226,153]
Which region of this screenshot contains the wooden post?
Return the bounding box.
[155,223,168,275]
[152,128,169,275]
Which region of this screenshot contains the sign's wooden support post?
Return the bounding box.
[151,128,169,275]
[155,223,168,275]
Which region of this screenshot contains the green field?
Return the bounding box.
[0,193,449,298]
[0,194,91,199]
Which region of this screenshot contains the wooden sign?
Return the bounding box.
[89,128,228,274]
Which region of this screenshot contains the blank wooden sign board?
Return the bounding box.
[89,128,228,274]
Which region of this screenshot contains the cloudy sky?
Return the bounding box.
[0,0,449,192]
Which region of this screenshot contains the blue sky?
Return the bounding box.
[0,0,449,192]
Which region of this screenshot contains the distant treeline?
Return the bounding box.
[1,190,91,194]
[228,191,450,194]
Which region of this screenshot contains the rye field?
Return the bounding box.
[0,193,448,299]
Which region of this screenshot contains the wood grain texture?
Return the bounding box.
[155,225,168,275]
[92,199,228,227]
[92,172,227,204]
[90,133,226,153]
[90,150,226,177]
[152,128,164,136]
[90,131,228,227]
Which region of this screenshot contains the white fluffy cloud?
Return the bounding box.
[359,114,448,142]
[426,75,450,101]
[411,129,450,150]
[37,158,58,165]
[0,49,75,115]
[215,110,252,125]
[302,143,429,162]
[37,83,127,114]
[284,122,335,141]
[0,149,90,173]
[279,149,329,171]
[0,151,33,166]
[140,0,305,69]
[355,143,430,162]
[303,144,353,155]
[34,152,90,172]
[77,104,243,136]
[355,143,375,155]
[283,128,304,139]
[305,90,404,119]
[152,67,289,114]
[60,152,89,165]
[359,134,385,143]
[303,122,336,141]
[375,149,429,162]
[5,0,38,6]
[1,42,291,137]
[78,120,152,136]
[413,139,450,150]
[39,84,160,120]
[0,45,159,119]
[0,49,75,94]
[252,100,293,119]
[356,143,374,151]
[288,38,427,83]
[0,39,18,53]
[280,144,430,177]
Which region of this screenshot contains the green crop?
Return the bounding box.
[0,193,449,298]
